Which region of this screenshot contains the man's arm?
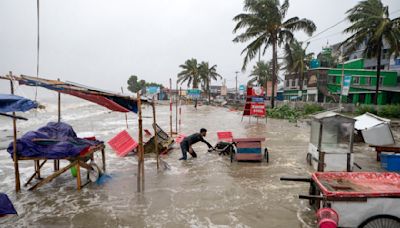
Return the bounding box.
[200,137,213,148]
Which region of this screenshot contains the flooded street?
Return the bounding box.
[0,100,383,227]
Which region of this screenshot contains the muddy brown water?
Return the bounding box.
[0,101,385,227]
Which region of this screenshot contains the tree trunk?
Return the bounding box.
[271,39,277,108]
[374,39,382,105]
[299,63,304,101]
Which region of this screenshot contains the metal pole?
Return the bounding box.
[121,87,129,128]
[179,87,182,132]
[175,81,178,133]
[169,78,173,137]
[9,71,21,192]
[152,97,159,170]
[235,71,239,101]
[339,52,345,112]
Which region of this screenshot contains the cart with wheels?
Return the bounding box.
[281,172,400,228]
[231,138,268,163]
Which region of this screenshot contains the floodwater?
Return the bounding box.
[0,99,384,228]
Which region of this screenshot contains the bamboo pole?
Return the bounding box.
[9,71,21,192]
[55,78,61,171]
[121,87,129,129]
[169,78,173,137]
[137,92,144,192]
[152,97,159,170]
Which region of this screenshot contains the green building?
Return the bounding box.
[283,58,399,104]
[327,59,399,105]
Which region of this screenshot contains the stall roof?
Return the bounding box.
[1,75,146,113]
[354,112,391,130]
[312,111,355,123]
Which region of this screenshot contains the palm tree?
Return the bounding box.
[248,61,273,91]
[199,62,222,102]
[233,0,316,107]
[283,39,314,101]
[177,58,200,88]
[341,0,400,105]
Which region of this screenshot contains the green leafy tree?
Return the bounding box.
[177,58,200,89]
[233,0,316,107]
[283,39,314,100]
[199,61,222,102]
[341,0,400,105]
[127,75,163,93]
[127,75,144,93]
[248,61,273,91]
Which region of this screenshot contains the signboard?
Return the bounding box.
[220,86,227,96]
[251,87,264,97]
[251,97,264,103]
[250,102,265,117]
[188,89,201,98]
[239,85,245,95]
[146,86,160,94]
[266,82,277,97]
[342,75,352,96]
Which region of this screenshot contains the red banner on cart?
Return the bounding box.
[250,103,265,117]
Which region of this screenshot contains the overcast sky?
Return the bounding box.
[0,0,399,98]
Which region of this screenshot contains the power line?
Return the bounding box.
[304,18,347,43]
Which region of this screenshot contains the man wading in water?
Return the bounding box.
[179,128,213,160]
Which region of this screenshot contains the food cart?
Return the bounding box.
[282,172,400,228]
[307,111,355,172]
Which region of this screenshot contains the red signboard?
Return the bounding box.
[250,102,265,117]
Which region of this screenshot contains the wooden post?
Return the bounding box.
[317,122,324,172]
[137,92,144,192]
[55,78,61,171]
[169,78,173,137]
[152,97,159,170]
[121,87,129,129]
[10,71,21,192]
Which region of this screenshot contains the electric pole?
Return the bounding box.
[235,71,239,101]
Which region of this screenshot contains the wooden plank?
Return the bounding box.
[236,141,261,148]
[236,153,263,161]
[29,161,78,191]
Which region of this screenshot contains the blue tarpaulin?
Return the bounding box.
[0,94,37,113]
[0,193,17,215]
[7,122,102,159]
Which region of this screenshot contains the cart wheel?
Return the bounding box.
[230,147,234,163]
[306,153,312,166]
[358,215,400,228]
[264,148,269,163]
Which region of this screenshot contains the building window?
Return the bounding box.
[365,77,371,86]
[303,80,307,86]
[329,75,336,84]
[291,79,295,87]
[286,80,289,87]
[353,77,360,85]
[379,77,384,86]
